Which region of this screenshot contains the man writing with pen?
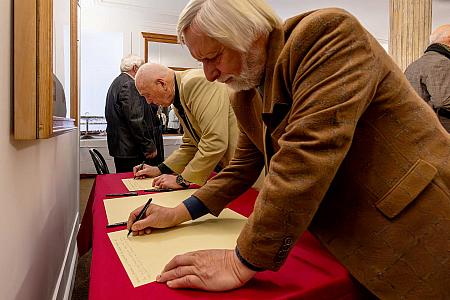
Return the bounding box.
[126,0,450,298]
[132,63,239,190]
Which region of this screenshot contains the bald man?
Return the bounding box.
[405,24,450,132]
[133,63,239,190]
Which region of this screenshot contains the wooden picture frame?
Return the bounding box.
[14,0,78,140]
[142,32,199,71]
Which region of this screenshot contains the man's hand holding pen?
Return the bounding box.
[133,161,146,179]
[126,202,191,236]
[126,198,256,291]
[133,164,162,179]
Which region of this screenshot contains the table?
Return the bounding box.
[77,173,362,299]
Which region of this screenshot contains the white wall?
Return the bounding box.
[79,0,183,117]
[79,0,449,117]
[0,0,79,299]
[268,0,390,42]
[79,0,392,118]
[80,30,123,116]
[433,0,450,31]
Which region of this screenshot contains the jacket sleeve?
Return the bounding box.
[163,132,198,174]
[117,81,156,155]
[164,77,235,184]
[236,9,381,270]
[192,129,265,213]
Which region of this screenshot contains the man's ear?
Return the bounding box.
[157,78,167,91]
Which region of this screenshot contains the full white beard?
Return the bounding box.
[218,47,265,91]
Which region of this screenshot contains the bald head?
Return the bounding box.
[135,63,176,107]
[135,63,173,91]
[430,24,450,46]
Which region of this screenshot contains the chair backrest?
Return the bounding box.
[88,148,110,174]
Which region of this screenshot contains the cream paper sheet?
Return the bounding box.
[108,209,247,287]
[122,178,155,191]
[104,189,197,225]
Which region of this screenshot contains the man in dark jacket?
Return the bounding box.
[405,24,450,132]
[105,54,164,173]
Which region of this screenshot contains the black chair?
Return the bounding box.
[88,148,110,174]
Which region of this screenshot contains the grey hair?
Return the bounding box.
[177,0,282,52]
[120,54,144,72]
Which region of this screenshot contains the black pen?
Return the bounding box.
[105,192,138,197]
[143,188,174,193]
[106,221,127,228]
[127,198,152,237]
[134,160,146,179]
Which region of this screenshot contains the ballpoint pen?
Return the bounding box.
[127,198,152,237]
[143,188,173,192]
[105,191,138,197]
[134,160,146,179]
[106,221,128,228]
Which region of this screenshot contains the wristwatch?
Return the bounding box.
[175,174,190,188]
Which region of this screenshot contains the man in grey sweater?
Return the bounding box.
[405,24,450,132]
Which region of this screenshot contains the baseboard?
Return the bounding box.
[52,213,80,300]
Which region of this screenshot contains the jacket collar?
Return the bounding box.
[122,72,135,80]
[261,11,318,115]
[172,73,181,108]
[425,43,450,60]
[261,25,286,114]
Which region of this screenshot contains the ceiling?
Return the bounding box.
[82,0,449,41]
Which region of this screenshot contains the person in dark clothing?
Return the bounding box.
[405,24,450,132]
[105,54,164,173]
[149,103,165,167]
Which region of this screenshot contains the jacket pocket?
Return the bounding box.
[375,159,437,219]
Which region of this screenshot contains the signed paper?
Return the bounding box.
[104,189,197,225]
[108,209,247,287]
[122,178,155,191]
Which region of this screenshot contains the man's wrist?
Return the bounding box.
[176,174,190,188]
[235,247,265,272]
[173,204,192,224]
[183,196,210,220]
[157,163,173,174]
[151,166,162,176]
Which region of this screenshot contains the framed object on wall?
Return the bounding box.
[142,32,200,70]
[14,0,78,140]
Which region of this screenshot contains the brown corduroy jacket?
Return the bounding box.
[193,8,450,299]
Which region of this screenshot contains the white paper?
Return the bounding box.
[122,178,155,191]
[104,189,197,225]
[108,209,247,287]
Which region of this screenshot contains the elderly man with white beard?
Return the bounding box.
[127,1,450,298]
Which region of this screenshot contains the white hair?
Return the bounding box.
[177,0,282,52]
[120,54,144,72]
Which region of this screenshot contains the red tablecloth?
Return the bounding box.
[78,173,361,300]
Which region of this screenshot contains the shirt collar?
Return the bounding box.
[172,74,181,109]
